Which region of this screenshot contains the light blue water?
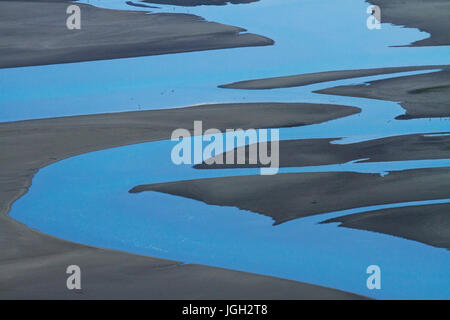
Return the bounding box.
[3,0,450,299]
[10,140,450,299]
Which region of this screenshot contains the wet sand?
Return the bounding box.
[126,1,159,9]
[2,0,448,300]
[316,67,450,119]
[322,203,450,250]
[143,0,259,6]
[0,0,272,69]
[220,65,450,119]
[130,168,450,231]
[0,102,365,299]
[195,133,450,169]
[368,0,450,47]
[191,133,450,249]
[144,0,450,47]
[219,65,447,90]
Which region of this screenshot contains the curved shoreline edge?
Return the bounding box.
[2,65,448,298]
[0,1,273,69]
[220,65,450,119]
[2,0,449,299]
[0,102,367,299]
[129,167,450,229]
[194,133,450,169]
[219,65,448,90]
[321,202,450,250]
[366,0,450,47]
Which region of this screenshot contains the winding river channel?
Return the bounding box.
[1,0,450,299]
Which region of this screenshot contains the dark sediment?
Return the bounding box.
[322,203,450,249]
[195,133,450,169]
[130,168,450,226]
[0,1,272,69]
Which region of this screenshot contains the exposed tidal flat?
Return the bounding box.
[322,203,450,250]
[1,0,450,299]
[0,101,372,299]
[196,133,450,168]
[316,67,450,119]
[142,0,260,6]
[221,65,450,119]
[0,0,273,69]
[368,0,450,47]
[131,167,450,230]
[8,141,450,299]
[3,0,450,122]
[4,72,450,299]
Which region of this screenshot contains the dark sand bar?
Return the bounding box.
[0,102,365,299]
[3,0,449,300]
[221,65,450,119]
[130,168,450,230]
[195,133,450,169]
[0,0,272,69]
[322,203,450,250]
[126,1,160,9]
[145,0,450,48]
